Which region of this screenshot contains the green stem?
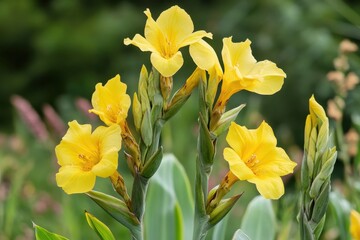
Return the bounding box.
[193,159,210,240]
[130,173,148,240]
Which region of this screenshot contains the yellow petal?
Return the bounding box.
[256,148,297,176]
[180,30,213,48]
[189,40,223,79]
[222,37,256,77]
[150,51,183,77]
[156,5,194,46]
[56,166,96,194]
[57,121,96,166]
[223,147,255,180]
[92,124,122,155]
[143,8,166,53]
[350,210,360,240]
[226,122,257,158]
[243,60,286,95]
[92,152,118,178]
[124,34,157,52]
[248,176,284,199]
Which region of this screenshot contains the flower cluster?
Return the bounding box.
[52,5,297,240]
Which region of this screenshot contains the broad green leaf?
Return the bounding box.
[33,222,69,240]
[144,154,194,240]
[212,214,229,240]
[85,211,115,240]
[240,196,276,240]
[232,229,251,240]
[329,191,351,240]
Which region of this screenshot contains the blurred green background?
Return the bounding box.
[1,0,360,239]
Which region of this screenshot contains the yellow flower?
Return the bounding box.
[223,121,297,199]
[89,75,131,128]
[55,120,121,194]
[217,37,286,109]
[124,5,212,77]
[351,210,360,240]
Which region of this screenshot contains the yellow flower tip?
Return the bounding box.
[90,75,131,126]
[351,210,360,240]
[55,121,121,194]
[224,121,296,199]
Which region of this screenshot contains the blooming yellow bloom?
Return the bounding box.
[55,120,122,194]
[350,210,360,240]
[124,5,212,77]
[216,37,286,109]
[223,121,297,199]
[89,75,131,128]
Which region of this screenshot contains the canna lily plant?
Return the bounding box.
[33,4,344,240]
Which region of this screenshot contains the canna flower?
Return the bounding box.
[216,37,286,110]
[89,75,131,128]
[223,121,297,199]
[55,120,122,194]
[124,5,212,77]
[350,210,360,240]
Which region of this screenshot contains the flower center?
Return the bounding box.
[78,153,99,171]
[246,154,259,168]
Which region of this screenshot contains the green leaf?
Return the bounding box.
[33,223,69,240]
[86,191,140,235]
[212,104,246,137]
[85,211,115,240]
[144,154,194,240]
[212,214,229,240]
[141,146,163,178]
[329,191,351,240]
[232,229,251,240]
[240,196,276,240]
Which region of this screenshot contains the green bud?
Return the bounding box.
[86,191,140,230]
[138,66,150,113]
[208,194,241,228]
[132,93,142,131]
[199,113,215,167]
[140,146,163,178]
[212,104,245,136]
[141,109,153,147]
